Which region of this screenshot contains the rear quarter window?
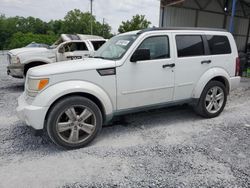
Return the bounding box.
[207,35,231,55]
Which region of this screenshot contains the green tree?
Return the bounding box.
[118,14,151,33]
[0,9,113,50]
[61,9,112,38]
[48,20,64,34]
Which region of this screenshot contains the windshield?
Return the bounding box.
[26,42,49,48]
[94,34,138,60]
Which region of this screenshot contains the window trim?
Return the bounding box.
[175,34,206,58]
[133,35,171,61]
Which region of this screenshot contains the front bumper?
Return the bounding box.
[230,76,241,91]
[16,93,49,130]
[7,63,24,78]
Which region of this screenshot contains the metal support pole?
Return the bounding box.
[161,6,165,27]
[90,0,93,35]
[229,0,237,33]
[195,10,199,27]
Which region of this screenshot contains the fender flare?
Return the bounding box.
[32,80,114,117]
[192,68,231,99]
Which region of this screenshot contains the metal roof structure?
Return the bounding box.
[161,0,250,18]
[160,0,250,51]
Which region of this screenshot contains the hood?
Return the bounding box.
[28,58,116,77]
[8,47,49,56]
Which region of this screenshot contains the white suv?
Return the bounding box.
[17,28,241,149]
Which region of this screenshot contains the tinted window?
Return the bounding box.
[91,41,106,50]
[138,36,170,60]
[207,35,231,55]
[176,35,204,57]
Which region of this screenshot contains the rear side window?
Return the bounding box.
[91,41,106,50]
[176,35,204,57]
[207,35,231,55]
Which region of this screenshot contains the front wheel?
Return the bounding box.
[46,96,103,149]
[194,81,227,118]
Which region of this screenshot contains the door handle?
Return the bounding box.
[162,63,175,68]
[201,60,212,64]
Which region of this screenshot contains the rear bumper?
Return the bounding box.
[7,63,24,78]
[16,93,49,130]
[230,76,241,91]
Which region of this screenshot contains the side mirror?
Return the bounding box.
[58,46,65,53]
[131,49,150,62]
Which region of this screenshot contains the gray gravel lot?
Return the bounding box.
[0,53,250,188]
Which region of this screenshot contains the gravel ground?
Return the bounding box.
[0,54,250,188]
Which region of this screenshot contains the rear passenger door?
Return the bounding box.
[173,33,212,101]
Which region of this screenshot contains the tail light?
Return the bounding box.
[235,57,240,76]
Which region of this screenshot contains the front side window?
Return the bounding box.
[75,42,88,51]
[176,35,204,57]
[137,36,170,60]
[207,35,231,55]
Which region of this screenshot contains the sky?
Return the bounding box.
[0,0,161,33]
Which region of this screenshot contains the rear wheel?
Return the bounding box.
[46,96,102,149]
[194,81,227,118]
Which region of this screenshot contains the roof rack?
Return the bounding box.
[137,27,227,34]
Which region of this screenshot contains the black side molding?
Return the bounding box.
[97,68,116,76]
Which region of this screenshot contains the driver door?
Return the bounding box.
[116,34,175,110]
[57,42,90,61]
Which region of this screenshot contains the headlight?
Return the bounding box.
[11,55,20,64]
[27,78,49,97]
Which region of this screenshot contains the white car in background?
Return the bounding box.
[7,34,106,78]
[17,28,241,149]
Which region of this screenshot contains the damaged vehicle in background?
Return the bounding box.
[7,34,107,78]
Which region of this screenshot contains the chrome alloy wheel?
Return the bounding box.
[205,86,225,114]
[56,105,96,144]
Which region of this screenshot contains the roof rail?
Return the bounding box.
[137,27,227,34]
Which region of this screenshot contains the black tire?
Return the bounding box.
[24,63,46,77]
[194,81,227,118]
[46,96,103,149]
